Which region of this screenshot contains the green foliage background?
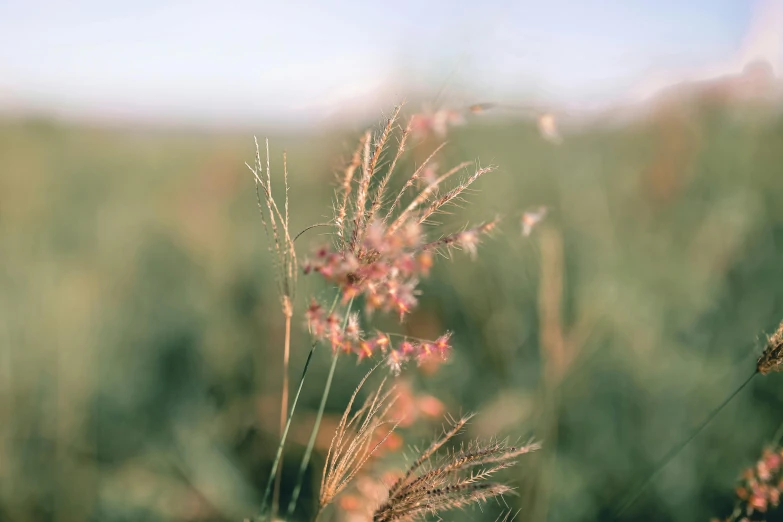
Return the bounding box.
[2,98,783,521]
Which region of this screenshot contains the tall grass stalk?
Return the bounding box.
[613,370,757,519]
[286,299,354,519]
[272,308,292,517]
[248,138,300,518]
[259,292,340,517]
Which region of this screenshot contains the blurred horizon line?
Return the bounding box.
[1,0,782,131]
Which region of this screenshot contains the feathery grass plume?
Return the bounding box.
[319,363,401,511]
[247,137,297,311]
[757,318,783,374]
[367,117,412,226]
[372,416,540,522]
[335,135,366,247]
[384,142,448,229]
[304,105,497,371]
[420,219,499,260]
[415,164,496,226]
[246,138,297,517]
[287,105,501,519]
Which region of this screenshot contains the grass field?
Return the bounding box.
[2,96,783,521]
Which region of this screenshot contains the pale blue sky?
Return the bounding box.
[0,0,776,126]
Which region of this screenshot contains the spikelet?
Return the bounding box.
[420,219,499,259]
[372,415,539,522]
[350,107,393,253]
[246,137,297,315]
[757,318,783,374]
[320,363,401,509]
[326,103,497,265]
[416,164,496,226]
[335,135,366,249]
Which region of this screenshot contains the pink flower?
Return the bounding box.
[433,333,452,358]
[757,461,772,482]
[399,341,417,355]
[457,230,480,259]
[355,339,376,362]
[749,492,768,512]
[372,332,391,353]
[387,350,407,375]
[345,313,362,341]
[765,450,782,471]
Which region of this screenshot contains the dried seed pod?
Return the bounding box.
[757,319,783,374]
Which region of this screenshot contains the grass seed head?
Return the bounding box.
[320,365,401,508]
[372,415,539,522]
[757,319,783,375]
[303,106,499,372]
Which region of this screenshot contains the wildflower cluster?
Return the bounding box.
[713,446,783,522]
[302,104,497,373]
[304,221,432,318]
[306,299,453,374]
[306,218,498,317]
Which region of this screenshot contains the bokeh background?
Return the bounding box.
[3,1,783,521]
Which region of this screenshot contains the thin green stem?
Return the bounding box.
[286,299,354,519]
[259,292,341,518]
[613,370,757,519]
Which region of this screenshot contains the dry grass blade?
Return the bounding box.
[335,135,366,248]
[388,160,472,234]
[388,483,514,522]
[418,164,496,225]
[387,414,473,497]
[320,362,401,509]
[420,219,499,257]
[373,416,539,522]
[385,142,448,229]
[350,107,402,251]
[349,131,373,252]
[368,105,402,184]
[367,116,412,225]
[246,137,297,303]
